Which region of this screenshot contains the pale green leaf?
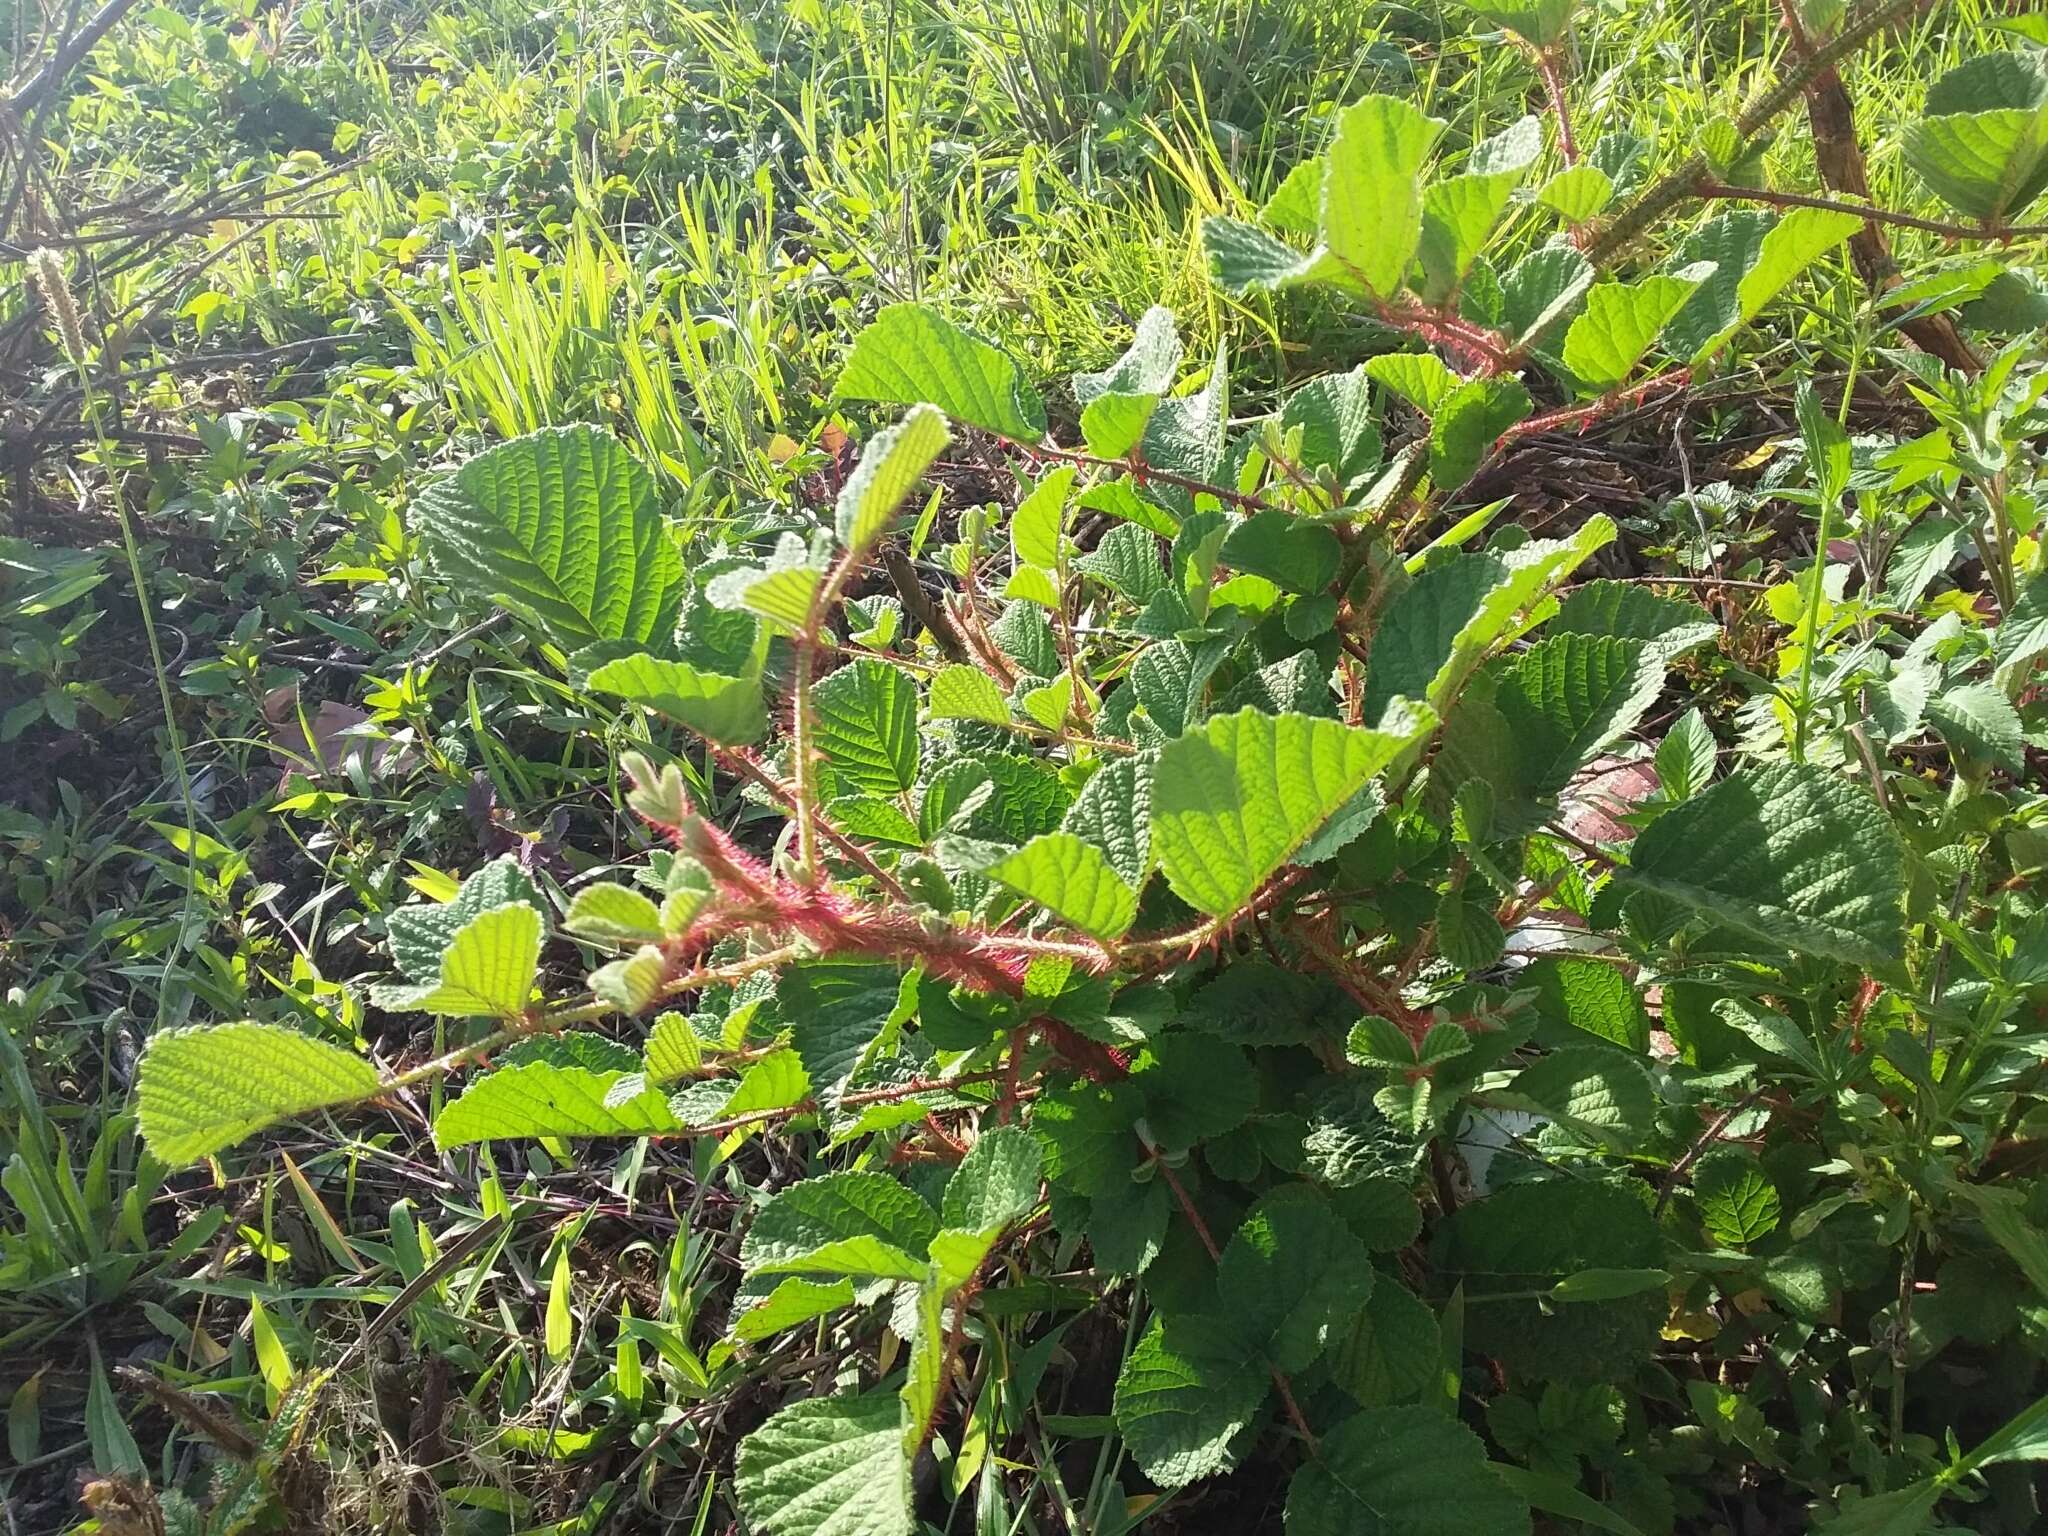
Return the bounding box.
[1667,208,1862,361]
[434,1055,685,1148]
[1693,1149,1782,1247]
[987,832,1140,939]
[585,647,768,745]
[705,532,826,633]
[591,944,667,1012]
[735,1392,913,1536]
[564,882,664,943]
[928,665,1010,725]
[1419,116,1543,299]
[1562,265,1711,392]
[1465,0,1576,45]
[1365,351,1461,414]
[1322,95,1447,298]
[369,904,542,1018]
[1012,465,1073,570]
[1074,305,1183,403]
[733,1278,857,1343]
[838,303,1045,439]
[1901,52,2048,221]
[1202,215,1325,296]
[835,405,949,553]
[1536,163,1614,223]
[136,1023,383,1164]
[1080,393,1157,458]
[643,1010,705,1082]
[1152,705,1437,916]
[386,857,541,983]
[412,425,682,648]
[743,1171,941,1283]
[1623,761,1908,968]
[812,659,920,796]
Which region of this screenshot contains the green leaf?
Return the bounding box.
[1655,708,1718,799]
[1077,525,1169,604]
[136,1024,383,1165]
[1536,163,1615,223]
[927,665,1010,725]
[987,832,1140,939]
[733,1278,857,1343]
[1218,1185,1374,1371]
[1113,1314,1268,1487]
[1623,761,1908,969]
[899,1275,946,1454]
[1322,95,1447,298]
[643,1010,705,1082]
[776,962,907,1115]
[1666,208,1862,361]
[386,857,543,983]
[434,1053,683,1147]
[1693,1149,1782,1248]
[1464,0,1576,45]
[564,882,666,944]
[1526,957,1651,1052]
[1506,1047,1655,1150]
[943,1125,1044,1232]
[1561,265,1711,392]
[1430,375,1532,488]
[412,425,683,648]
[1283,365,1383,486]
[705,532,826,634]
[1075,305,1184,403]
[585,646,768,745]
[1081,392,1157,457]
[1502,245,1595,350]
[1062,753,1154,887]
[1993,571,2048,673]
[369,904,542,1018]
[1437,1179,1665,1384]
[1151,705,1437,916]
[1497,633,1666,796]
[1366,351,1461,415]
[1902,51,2048,221]
[1262,155,1325,234]
[735,1391,913,1536]
[1133,1036,1259,1149]
[1329,1278,1442,1405]
[812,659,920,797]
[836,405,949,553]
[591,945,667,1011]
[1202,215,1324,296]
[1550,579,1719,662]
[1419,116,1543,300]
[1220,511,1342,593]
[1926,679,2026,772]
[1012,465,1073,570]
[837,302,1046,440]
[1364,517,1616,720]
[1286,1409,1531,1536]
[743,1171,941,1283]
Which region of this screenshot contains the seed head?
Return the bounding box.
[28,248,86,366]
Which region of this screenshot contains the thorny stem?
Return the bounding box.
[1152,1153,1318,1451]
[1584,0,1940,265]
[1533,46,1578,164]
[381,945,810,1092]
[1694,179,2048,242]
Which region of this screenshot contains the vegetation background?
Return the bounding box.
[5,0,2048,1533]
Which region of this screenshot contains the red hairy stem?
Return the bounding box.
[1695,178,2048,243]
[1498,368,1693,443]
[1151,1153,1319,1451]
[1534,46,1578,164]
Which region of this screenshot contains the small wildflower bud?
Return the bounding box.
[621,750,693,827]
[28,248,86,366]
